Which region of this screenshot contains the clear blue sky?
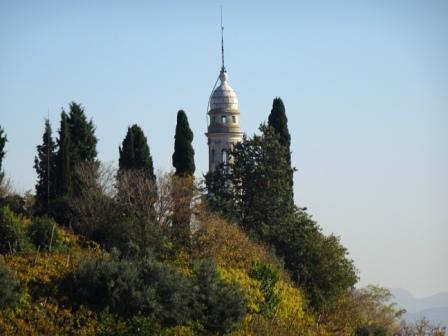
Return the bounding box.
[1,0,447,297]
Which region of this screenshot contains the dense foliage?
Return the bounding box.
[0,98,443,335]
[34,119,57,214]
[28,216,61,251]
[72,251,246,333]
[0,256,20,310]
[206,123,358,311]
[118,124,155,179]
[0,206,29,254]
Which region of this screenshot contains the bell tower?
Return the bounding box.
[206,10,243,172]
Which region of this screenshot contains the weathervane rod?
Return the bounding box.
[221,5,225,70]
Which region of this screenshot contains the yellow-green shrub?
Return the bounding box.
[192,212,276,271]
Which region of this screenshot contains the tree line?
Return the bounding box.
[1,99,446,335]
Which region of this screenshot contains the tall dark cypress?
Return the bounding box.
[55,112,72,198]
[171,110,195,245]
[118,124,154,179]
[172,110,195,176]
[0,126,7,185]
[268,98,291,163]
[34,119,57,212]
[268,97,294,200]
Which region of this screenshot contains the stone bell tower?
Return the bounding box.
[206,14,243,172]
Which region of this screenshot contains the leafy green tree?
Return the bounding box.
[0,126,7,186]
[224,124,357,311]
[204,163,239,222]
[273,209,358,311]
[172,110,195,176]
[231,124,294,239]
[34,119,57,213]
[250,262,281,316]
[118,124,154,179]
[0,256,20,309]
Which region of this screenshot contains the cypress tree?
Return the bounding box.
[118,124,154,179]
[172,110,195,176]
[171,110,195,244]
[268,97,294,200]
[55,112,72,198]
[34,119,57,213]
[268,97,291,161]
[0,126,7,185]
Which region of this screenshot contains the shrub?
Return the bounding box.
[105,216,169,259]
[0,256,20,309]
[72,251,194,325]
[28,216,61,251]
[0,206,29,253]
[249,262,281,316]
[192,211,276,271]
[193,259,247,334]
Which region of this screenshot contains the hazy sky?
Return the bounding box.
[1,0,447,297]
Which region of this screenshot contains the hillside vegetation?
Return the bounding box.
[0,102,445,335]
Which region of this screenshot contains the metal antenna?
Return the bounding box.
[220,5,225,70]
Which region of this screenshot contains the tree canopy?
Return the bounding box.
[119,124,155,180]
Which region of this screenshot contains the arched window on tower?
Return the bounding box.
[221,149,228,164]
[211,149,216,163]
[221,115,227,124]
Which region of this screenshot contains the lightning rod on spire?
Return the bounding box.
[221,5,225,71]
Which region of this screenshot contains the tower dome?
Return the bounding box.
[210,69,238,111]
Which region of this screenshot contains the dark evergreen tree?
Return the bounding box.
[55,112,71,198]
[172,110,195,176]
[268,98,291,161]
[204,163,238,222]
[34,119,57,213]
[231,125,294,238]
[268,97,294,200]
[0,126,7,185]
[227,124,357,311]
[67,102,98,164]
[171,110,195,244]
[119,124,155,179]
[193,259,247,333]
[66,102,98,195]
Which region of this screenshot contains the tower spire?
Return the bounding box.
[221,5,225,71]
